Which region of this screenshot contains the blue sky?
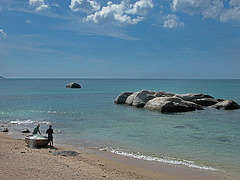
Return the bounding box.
[0,0,240,78]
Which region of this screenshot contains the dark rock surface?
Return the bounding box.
[114,92,133,104]
[65,82,81,88]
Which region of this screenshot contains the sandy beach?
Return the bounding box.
[0,132,227,180]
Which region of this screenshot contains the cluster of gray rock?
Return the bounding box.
[114,90,240,113]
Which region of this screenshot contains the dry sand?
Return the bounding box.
[0,133,225,180]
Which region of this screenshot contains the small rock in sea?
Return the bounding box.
[65,82,81,88]
[21,129,30,133]
[2,128,8,132]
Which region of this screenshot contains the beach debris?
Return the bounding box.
[65,82,81,88]
[21,129,30,133]
[2,128,8,132]
[53,150,79,156]
[115,90,240,113]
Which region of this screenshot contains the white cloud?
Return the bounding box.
[69,0,100,13]
[171,0,240,23]
[83,0,153,25]
[29,0,49,12]
[26,19,32,24]
[202,0,224,19]
[171,0,211,15]
[163,14,184,28]
[229,0,240,7]
[0,29,7,39]
[126,0,154,15]
[220,0,240,22]
[220,6,240,22]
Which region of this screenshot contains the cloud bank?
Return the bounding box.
[171,0,240,22]
[69,0,154,25]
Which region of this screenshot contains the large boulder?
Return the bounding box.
[66,82,81,88]
[144,97,203,113]
[114,92,133,104]
[154,91,175,97]
[126,92,138,105]
[193,98,219,106]
[126,90,155,108]
[211,100,240,110]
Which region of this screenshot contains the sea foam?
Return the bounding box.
[100,147,218,171]
[10,119,51,125]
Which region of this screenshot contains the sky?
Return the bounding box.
[0,0,240,78]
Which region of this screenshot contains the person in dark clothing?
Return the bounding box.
[46,125,53,147]
[33,124,41,135]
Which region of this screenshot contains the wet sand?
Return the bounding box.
[0,133,226,180]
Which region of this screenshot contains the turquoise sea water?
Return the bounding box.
[0,79,240,178]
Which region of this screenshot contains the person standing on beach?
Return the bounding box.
[46,125,54,147]
[33,124,41,135]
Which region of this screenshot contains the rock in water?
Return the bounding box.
[21,129,31,133]
[211,100,240,110]
[126,90,155,108]
[66,82,81,88]
[144,97,203,113]
[114,92,133,104]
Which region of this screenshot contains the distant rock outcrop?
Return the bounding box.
[0,76,5,79]
[66,82,81,88]
[114,90,240,113]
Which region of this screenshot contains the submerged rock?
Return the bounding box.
[144,97,203,113]
[66,82,81,88]
[211,100,240,110]
[53,150,79,156]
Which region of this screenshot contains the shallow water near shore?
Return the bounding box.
[0,78,240,179]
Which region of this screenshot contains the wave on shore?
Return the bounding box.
[99,147,218,171]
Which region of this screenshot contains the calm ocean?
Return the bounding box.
[0,79,240,178]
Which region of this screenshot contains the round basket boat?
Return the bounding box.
[25,135,49,147]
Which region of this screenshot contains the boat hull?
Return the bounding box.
[25,135,49,147]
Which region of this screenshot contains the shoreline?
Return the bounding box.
[0,132,228,180]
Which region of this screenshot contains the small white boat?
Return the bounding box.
[25,134,49,147]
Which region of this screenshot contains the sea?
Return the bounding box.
[0,79,239,179]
